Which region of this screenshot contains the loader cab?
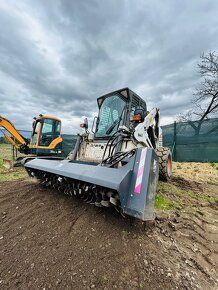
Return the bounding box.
[95,88,147,139]
[30,115,62,155]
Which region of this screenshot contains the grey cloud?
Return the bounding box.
[0,88,4,95]
[0,0,218,133]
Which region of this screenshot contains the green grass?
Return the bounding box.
[0,168,26,182]
[209,162,218,170]
[0,158,6,170]
[0,157,27,182]
[210,162,216,168]
[202,194,218,203]
[0,143,13,160]
[0,143,9,147]
[0,143,27,182]
[157,181,196,197]
[155,180,218,212]
[155,194,173,210]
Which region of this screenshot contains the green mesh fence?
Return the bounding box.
[162,118,218,162]
[61,134,77,157]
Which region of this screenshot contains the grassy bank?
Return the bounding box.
[0,144,26,182]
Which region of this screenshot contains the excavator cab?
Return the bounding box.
[30,115,62,156]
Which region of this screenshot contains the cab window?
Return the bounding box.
[95,95,126,138]
[39,119,61,146]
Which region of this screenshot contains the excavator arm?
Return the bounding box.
[0,116,29,153]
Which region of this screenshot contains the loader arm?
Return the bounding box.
[0,116,29,151]
[133,108,160,148]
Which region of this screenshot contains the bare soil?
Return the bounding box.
[0,176,217,290]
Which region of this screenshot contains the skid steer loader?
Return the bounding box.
[25,88,172,221]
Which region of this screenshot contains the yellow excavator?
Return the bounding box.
[0,114,63,166]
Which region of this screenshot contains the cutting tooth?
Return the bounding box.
[84,194,94,203]
[89,195,96,205]
[95,194,102,207]
[95,201,102,207]
[101,200,110,207]
[110,196,117,206]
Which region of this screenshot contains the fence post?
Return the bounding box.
[173,121,177,161]
[12,144,15,160]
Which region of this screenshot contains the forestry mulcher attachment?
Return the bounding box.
[25,88,172,221]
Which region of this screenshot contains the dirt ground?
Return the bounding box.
[0,168,218,289]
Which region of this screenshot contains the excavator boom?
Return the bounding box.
[0,116,28,146]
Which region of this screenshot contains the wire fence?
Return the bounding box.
[0,130,32,160]
[162,117,218,162]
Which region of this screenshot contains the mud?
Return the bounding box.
[0,178,217,290]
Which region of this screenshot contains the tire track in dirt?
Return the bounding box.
[154,205,218,289]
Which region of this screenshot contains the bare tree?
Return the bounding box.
[178,51,218,134]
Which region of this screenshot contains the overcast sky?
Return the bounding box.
[1,0,218,133]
